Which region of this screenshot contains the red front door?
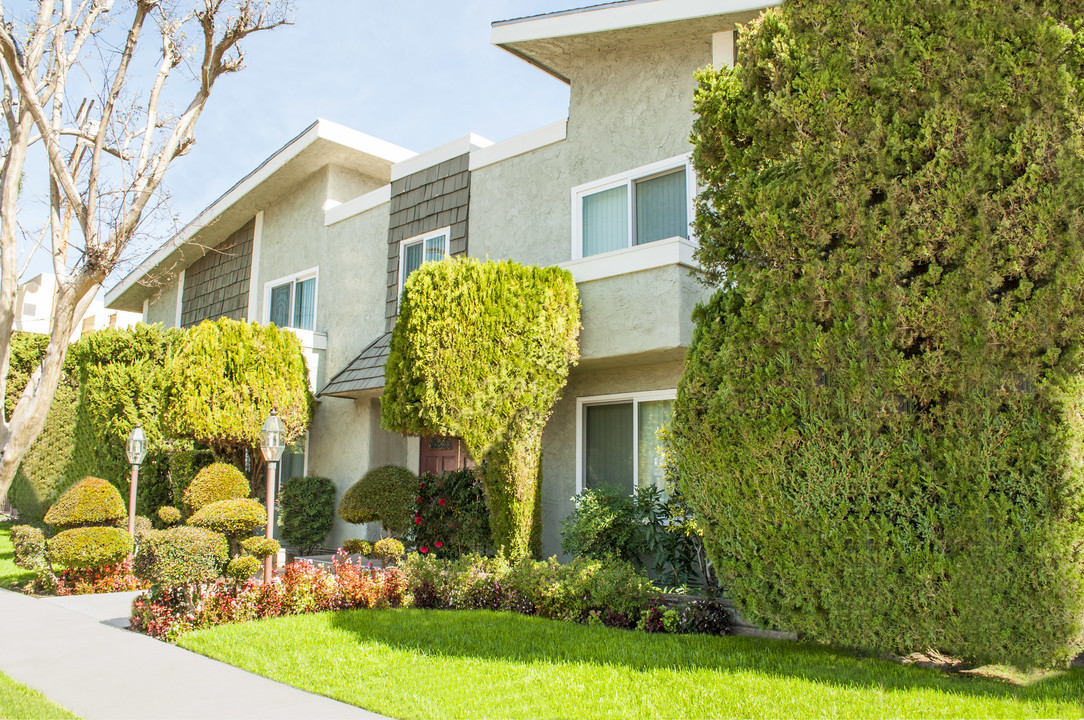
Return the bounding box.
[419,435,470,476]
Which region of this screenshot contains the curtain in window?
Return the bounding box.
[635,169,687,245]
[582,185,629,257]
[269,284,291,327]
[585,402,633,492]
[637,399,674,489]
[425,234,447,263]
[293,277,316,330]
[402,241,424,286]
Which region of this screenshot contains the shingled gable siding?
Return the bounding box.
[180,219,254,328]
[385,153,471,332]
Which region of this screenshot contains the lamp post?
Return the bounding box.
[125,425,147,554]
[259,410,286,584]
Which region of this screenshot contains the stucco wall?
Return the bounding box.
[145,278,180,327]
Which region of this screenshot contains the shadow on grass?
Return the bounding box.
[328,607,1084,705]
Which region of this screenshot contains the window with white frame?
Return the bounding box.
[577,390,676,494]
[399,227,450,294]
[572,155,694,259]
[265,268,317,331]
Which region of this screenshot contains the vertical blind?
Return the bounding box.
[293,277,316,330]
[269,283,291,327]
[637,399,674,489]
[585,402,633,491]
[425,234,447,263]
[635,169,687,245]
[402,241,424,286]
[582,185,629,257]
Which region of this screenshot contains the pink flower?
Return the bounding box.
[420,546,429,554]
[434,541,443,549]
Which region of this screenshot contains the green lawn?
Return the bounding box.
[179,608,1084,719]
[0,670,78,720]
[0,521,35,590]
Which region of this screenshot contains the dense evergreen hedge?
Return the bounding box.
[672,2,1084,667]
[382,258,580,558]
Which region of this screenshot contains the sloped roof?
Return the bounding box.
[318,332,392,398]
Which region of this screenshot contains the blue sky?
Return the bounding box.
[18,1,575,284]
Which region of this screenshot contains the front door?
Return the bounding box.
[420,435,469,476]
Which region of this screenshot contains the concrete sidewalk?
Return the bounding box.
[0,588,389,720]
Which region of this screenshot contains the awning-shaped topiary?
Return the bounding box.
[43,476,125,529]
[338,465,416,535]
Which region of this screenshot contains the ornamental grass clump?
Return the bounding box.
[674,0,1084,667]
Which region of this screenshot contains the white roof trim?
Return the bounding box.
[324,185,391,226]
[106,118,414,308]
[492,0,776,44]
[391,133,494,182]
[469,120,567,171]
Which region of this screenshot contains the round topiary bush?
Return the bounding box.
[240,536,280,559]
[157,505,181,526]
[338,465,416,535]
[373,537,405,566]
[226,555,261,582]
[43,476,126,529]
[47,526,133,570]
[187,498,265,540]
[183,462,249,514]
[341,538,371,556]
[134,526,229,586]
[278,475,336,555]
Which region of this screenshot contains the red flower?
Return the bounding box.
[435,541,443,549]
[415,517,422,525]
[419,546,429,554]
[438,498,447,506]
[419,482,426,489]
[416,496,423,503]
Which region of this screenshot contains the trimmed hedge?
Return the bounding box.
[43,477,126,529]
[226,556,261,582]
[157,506,181,526]
[134,527,228,587]
[240,537,279,559]
[338,465,416,535]
[382,258,580,559]
[372,537,405,566]
[278,475,335,554]
[9,381,77,522]
[48,527,133,570]
[187,498,266,540]
[183,463,249,514]
[675,3,1084,667]
[341,539,371,556]
[10,525,45,570]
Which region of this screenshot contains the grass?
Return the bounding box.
[0,670,78,720]
[0,521,35,590]
[179,608,1084,719]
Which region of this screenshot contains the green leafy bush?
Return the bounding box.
[372,537,405,566]
[382,258,580,559]
[133,515,153,542]
[9,382,78,522]
[560,486,646,564]
[48,527,133,570]
[187,498,265,540]
[134,527,229,587]
[10,525,45,570]
[183,463,249,514]
[338,465,416,535]
[240,537,280,559]
[168,449,214,508]
[43,477,126,529]
[410,468,490,558]
[341,539,371,556]
[278,475,335,554]
[226,556,261,582]
[675,3,1084,667]
[157,506,181,526]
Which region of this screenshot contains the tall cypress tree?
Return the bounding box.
[673,0,1084,666]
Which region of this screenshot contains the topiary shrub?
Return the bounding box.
[372,537,405,567]
[168,448,214,508]
[9,382,78,522]
[183,463,249,514]
[278,475,335,554]
[132,515,153,542]
[226,555,261,582]
[341,539,371,556]
[676,2,1084,667]
[10,525,45,570]
[48,527,133,570]
[338,465,416,536]
[382,258,580,559]
[43,477,126,529]
[240,537,279,559]
[157,506,181,526]
[187,498,265,541]
[134,527,228,587]
[560,486,646,564]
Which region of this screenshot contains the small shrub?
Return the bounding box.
[410,467,491,559]
[187,498,265,540]
[338,465,416,535]
[278,475,336,554]
[240,537,280,559]
[341,538,371,556]
[183,462,249,514]
[53,559,145,596]
[684,598,731,635]
[43,477,126,529]
[372,537,405,566]
[48,527,134,570]
[134,526,228,587]
[226,556,261,582]
[168,448,214,507]
[133,515,153,541]
[10,525,45,570]
[560,486,647,564]
[157,505,181,526]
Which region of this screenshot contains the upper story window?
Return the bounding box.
[265,268,317,331]
[572,154,694,259]
[399,227,450,295]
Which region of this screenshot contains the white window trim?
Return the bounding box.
[575,389,678,494]
[398,226,451,297]
[263,266,319,331]
[570,153,695,261]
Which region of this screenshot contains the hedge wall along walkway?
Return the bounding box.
[0,521,35,590]
[179,609,1084,720]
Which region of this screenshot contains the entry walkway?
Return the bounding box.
[0,588,389,720]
